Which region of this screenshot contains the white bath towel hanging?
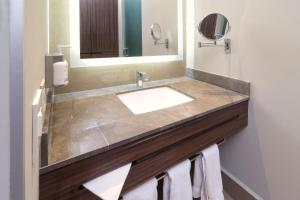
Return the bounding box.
[123,178,158,200]
[163,160,193,200]
[192,154,205,199]
[201,144,224,200]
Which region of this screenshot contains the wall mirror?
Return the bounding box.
[48,0,183,67]
[198,13,230,40]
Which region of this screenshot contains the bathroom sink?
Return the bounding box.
[117,87,194,115]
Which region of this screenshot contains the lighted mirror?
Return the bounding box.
[48,0,183,67]
[198,13,230,40]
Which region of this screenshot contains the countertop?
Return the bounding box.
[42,77,249,174]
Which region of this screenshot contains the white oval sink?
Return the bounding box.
[117,87,194,115]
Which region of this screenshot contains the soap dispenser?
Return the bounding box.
[53,60,69,87]
[45,44,71,88]
[52,45,71,87]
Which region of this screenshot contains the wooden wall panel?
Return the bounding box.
[80,0,119,58]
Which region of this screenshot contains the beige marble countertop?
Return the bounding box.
[41,77,249,173]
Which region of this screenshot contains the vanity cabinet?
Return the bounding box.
[39,100,248,200]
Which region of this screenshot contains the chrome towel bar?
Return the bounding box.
[156,139,226,181]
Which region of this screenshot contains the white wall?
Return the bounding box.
[0,0,10,199]
[24,0,48,199]
[188,0,300,199]
[141,0,178,55]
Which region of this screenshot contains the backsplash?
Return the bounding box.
[55,61,185,94]
[186,68,250,96]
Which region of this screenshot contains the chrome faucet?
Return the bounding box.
[136,71,149,87]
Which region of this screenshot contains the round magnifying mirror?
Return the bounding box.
[198,13,230,40]
[151,23,162,41]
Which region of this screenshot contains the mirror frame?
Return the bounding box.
[198,13,231,41]
[68,0,183,68]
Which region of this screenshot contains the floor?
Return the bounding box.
[224,192,234,200]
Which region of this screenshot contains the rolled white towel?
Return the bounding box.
[163,160,193,200]
[202,144,224,200]
[193,155,205,199]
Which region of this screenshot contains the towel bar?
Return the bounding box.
[118,140,226,200]
[155,139,225,182]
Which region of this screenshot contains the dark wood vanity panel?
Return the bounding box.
[80,0,119,58]
[40,100,248,200]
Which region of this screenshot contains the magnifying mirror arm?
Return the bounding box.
[154,39,169,49]
[198,38,231,54]
[198,41,217,47]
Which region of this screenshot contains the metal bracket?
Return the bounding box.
[224,38,231,54]
[198,40,217,48]
[198,38,231,54]
[154,39,169,49]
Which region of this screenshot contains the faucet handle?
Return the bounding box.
[136,71,148,79]
[136,71,146,76]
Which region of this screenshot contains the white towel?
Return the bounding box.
[202,144,224,200]
[123,178,158,200]
[83,163,131,200]
[192,155,205,199]
[163,160,193,200]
